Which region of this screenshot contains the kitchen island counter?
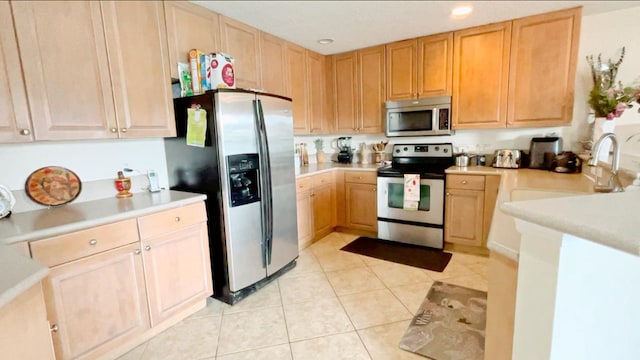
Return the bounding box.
[0,190,206,308]
[445,166,595,260]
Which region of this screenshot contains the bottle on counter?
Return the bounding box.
[300,142,309,165]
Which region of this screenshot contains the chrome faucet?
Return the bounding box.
[587,132,624,192]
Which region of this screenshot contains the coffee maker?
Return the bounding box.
[337,137,353,164]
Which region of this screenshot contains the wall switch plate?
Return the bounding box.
[147,169,161,192]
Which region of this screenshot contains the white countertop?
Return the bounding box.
[446,166,595,261]
[501,191,640,257]
[0,190,206,308]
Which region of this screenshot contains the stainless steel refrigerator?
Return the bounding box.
[164,89,298,304]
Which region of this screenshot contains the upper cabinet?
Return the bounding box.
[259,32,287,96]
[417,33,453,98]
[164,1,221,79]
[452,22,512,129]
[357,45,385,134]
[10,1,175,141]
[287,43,308,134]
[102,1,176,138]
[12,1,118,140]
[0,1,32,143]
[385,39,417,100]
[386,33,452,101]
[507,7,581,128]
[219,16,261,90]
[332,45,385,134]
[453,7,581,129]
[307,51,327,134]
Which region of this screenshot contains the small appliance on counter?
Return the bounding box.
[336,136,353,164]
[550,151,582,173]
[529,136,562,169]
[492,149,522,168]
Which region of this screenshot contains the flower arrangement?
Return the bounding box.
[586,47,640,120]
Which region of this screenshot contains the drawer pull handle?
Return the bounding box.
[175,216,181,222]
[50,324,59,332]
[358,176,363,179]
[20,128,31,136]
[89,239,97,246]
[110,128,117,133]
[145,245,151,251]
[120,128,128,133]
[461,180,468,184]
[134,249,141,255]
[446,192,450,196]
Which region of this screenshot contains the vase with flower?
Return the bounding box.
[586,47,640,150]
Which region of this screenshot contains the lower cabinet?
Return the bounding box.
[344,171,378,232]
[295,172,336,248]
[41,243,150,360]
[140,222,212,326]
[0,283,55,359]
[29,201,212,360]
[445,174,499,248]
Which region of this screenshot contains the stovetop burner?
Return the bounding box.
[377,143,454,178]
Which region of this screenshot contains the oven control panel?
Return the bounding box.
[392,143,453,158]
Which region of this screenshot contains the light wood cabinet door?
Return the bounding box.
[333,52,358,134]
[307,50,326,134]
[418,32,453,97]
[296,189,314,248]
[287,43,308,134]
[445,188,484,246]
[358,45,385,134]
[386,39,417,100]
[453,22,511,129]
[12,1,118,140]
[312,183,334,236]
[0,1,32,143]
[220,16,261,90]
[0,283,55,360]
[142,222,213,326]
[164,1,221,79]
[102,1,176,138]
[260,32,287,96]
[345,183,377,232]
[42,243,150,360]
[507,7,581,128]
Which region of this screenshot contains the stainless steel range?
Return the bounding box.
[377,143,454,249]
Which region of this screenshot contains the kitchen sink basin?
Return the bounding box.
[510,189,587,202]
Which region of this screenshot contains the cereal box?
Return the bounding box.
[208,53,235,89]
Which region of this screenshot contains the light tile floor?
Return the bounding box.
[118,231,489,360]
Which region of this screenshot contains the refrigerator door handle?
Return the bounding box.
[254,99,274,266]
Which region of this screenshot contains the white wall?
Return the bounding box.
[0,138,168,190]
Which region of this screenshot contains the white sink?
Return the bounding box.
[510,189,587,202]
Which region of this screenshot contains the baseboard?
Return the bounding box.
[334,227,377,239]
[444,242,489,257]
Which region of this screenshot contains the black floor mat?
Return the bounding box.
[340,237,452,272]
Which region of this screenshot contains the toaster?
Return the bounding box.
[529,136,562,169]
[492,149,522,168]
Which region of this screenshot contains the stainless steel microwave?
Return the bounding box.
[385,96,452,137]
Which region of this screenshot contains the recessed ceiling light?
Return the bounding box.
[317,38,334,45]
[451,4,473,18]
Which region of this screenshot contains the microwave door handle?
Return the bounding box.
[431,108,438,131]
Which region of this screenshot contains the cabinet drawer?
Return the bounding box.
[312,172,333,187]
[296,177,312,192]
[137,202,207,240]
[447,174,485,190]
[30,219,139,267]
[345,171,377,185]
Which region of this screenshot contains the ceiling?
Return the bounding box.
[192,1,640,55]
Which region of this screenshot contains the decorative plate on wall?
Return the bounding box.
[25,166,82,206]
